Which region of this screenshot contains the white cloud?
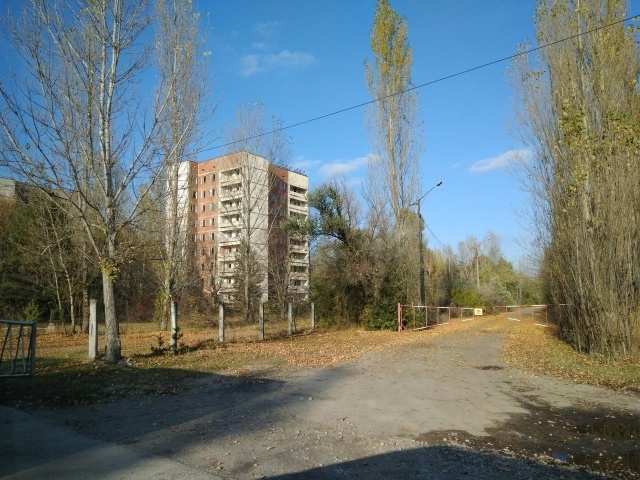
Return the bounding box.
[238,50,316,77]
[238,54,265,77]
[320,154,372,178]
[264,50,315,68]
[254,21,283,38]
[292,156,321,171]
[251,42,267,50]
[469,149,531,173]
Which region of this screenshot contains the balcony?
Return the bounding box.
[288,200,307,214]
[288,284,308,295]
[218,251,237,262]
[219,220,242,231]
[219,235,241,245]
[289,186,307,199]
[220,202,242,214]
[219,186,243,200]
[289,241,308,252]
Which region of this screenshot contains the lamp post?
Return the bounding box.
[409,181,442,306]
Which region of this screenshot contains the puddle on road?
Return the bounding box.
[571,449,640,474]
[576,417,640,439]
[475,365,504,371]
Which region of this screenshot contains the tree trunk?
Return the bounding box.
[82,283,89,334]
[103,270,121,363]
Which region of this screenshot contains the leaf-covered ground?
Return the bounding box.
[501,320,640,394]
[2,316,638,409]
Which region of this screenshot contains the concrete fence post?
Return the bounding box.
[311,302,315,330]
[288,302,293,336]
[259,301,265,341]
[218,303,225,343]
[88,299,97,360]
[170,300,178,354]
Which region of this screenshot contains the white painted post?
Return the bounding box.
[258,301,265,341]
[288,302,293,336]
[311,302,315,330]
[170,300,178,354]
[218,303,225,343]
[88,299,97,360]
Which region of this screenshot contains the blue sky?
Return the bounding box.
[2,1,638,264]
[200,0,544,262]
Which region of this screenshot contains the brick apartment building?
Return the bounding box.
[173,151,310,302]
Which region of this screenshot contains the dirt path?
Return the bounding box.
[3,318,639,479]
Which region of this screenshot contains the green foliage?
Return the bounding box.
[450,288,484,308]
[307,183,351,243]
[23,299,41,323]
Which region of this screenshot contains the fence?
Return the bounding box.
[494,305,549,327]
[0,320,36,377]
[216,301,316,342]
[397,304,488,331]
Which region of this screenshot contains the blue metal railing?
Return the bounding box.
[0,320,36,377]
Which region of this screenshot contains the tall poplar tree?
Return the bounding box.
[511,0,640,356]
[364,0,421,225]
[364,0,423,305]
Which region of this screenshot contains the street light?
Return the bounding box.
[409,181,443,306]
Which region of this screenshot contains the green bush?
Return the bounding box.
[23,299,42,323]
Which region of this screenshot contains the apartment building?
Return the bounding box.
[174,151,309,302]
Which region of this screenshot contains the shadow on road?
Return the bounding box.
[265,444,606,480]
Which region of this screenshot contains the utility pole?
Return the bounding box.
[475,243,480,290]
[410,181,442,306]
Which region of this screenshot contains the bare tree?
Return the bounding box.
[0,0,171,363]
[154,0,211,330]
[223,102,293,323]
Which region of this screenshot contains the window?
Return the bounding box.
[210,203,215,211]
[210,247,215,255]
[210,188,215,197]
[210,217,215,226]
[201,190,206,198]
[192,192,196,199]
[200,263,205,271]
[201,248,205,256]
[281,181,286,191]
[201,205,206,212]
[201,219,206,227]
[209,232,214,240]
[193,234,197,242]
[190,204,196,213]
[211,174,215,182]
[201,176,206,184]
[200,233,205,242]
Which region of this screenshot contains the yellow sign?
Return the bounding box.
[474,308,483,316]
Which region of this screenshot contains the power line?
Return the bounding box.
[199,13,639,155]
[424,222,452,254]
